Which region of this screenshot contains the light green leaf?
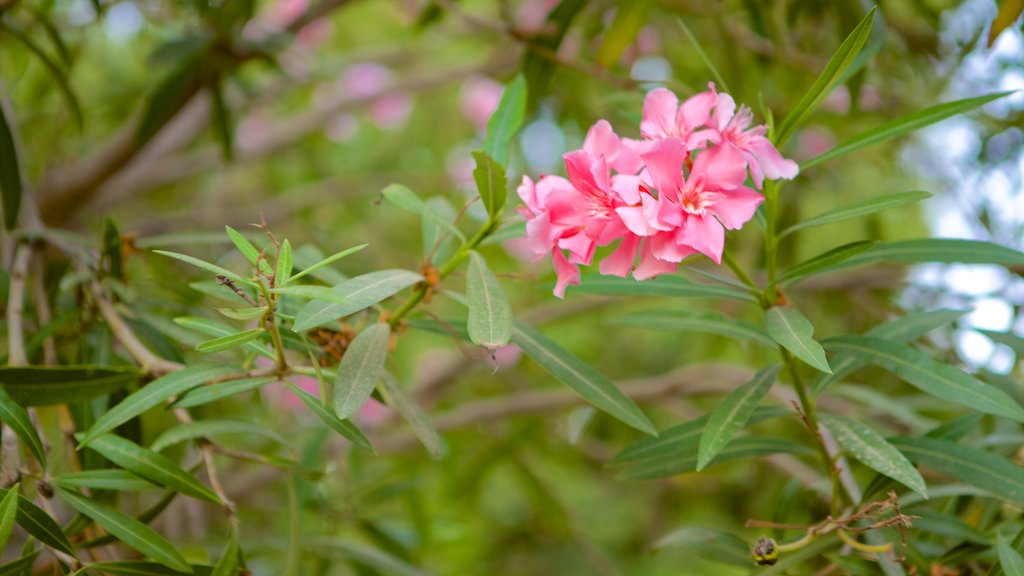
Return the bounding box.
[225,226,272,275]
[152,419,288,452]
[57,487,191,573]
[471,150,507,219]
[422,196,458,264]
[980,329,1024,355]
[764,307,831,373]
[174,317,274,360]
[78,561,214,575]
[781,191,932,238]
[293,270,423,331]
[891,437,1024,506]
[79,364,240,445]
[804,92,1015,169]
[283,244,367,286]
[195,327,265,353]
[611,310,775,347]
[573,274,756,302]
[697,365,780,471]
[216,306,268,321]
[153,249,255,287]
[0,22,83,130]
[0,387,46,467]
[822,413,926,498]
[210,527,240,576]
[0,486,76,557]
[0,484,18,552]
[653,526,750,568]
[315,538,430,576]
[0,100,22,230]
[83,434,222,504]
[335,324,390,420]
[382,184,466,242]
[287,383,373,452]
[775,7,876,146]
[466,251,513,348]
[999,533,1024,576]
[54,470,158,492]
[779,241,877,285]
[378,373,441,459]
[482,74,526,167]
[0,365,142,406]
[512,322,656,435]
[171,376,277,409]
[271,285,349,305]
[618,436,813,480]
[276,239,292,284]
[832,238,1024,270]
[823,336,1024,422]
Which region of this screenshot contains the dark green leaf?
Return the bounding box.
[81,561,214,575]
[0,365,142,406]
[779,241,877,285]
[54,470,158,492]
[134,58,203,146]
[471,151,507,219]
[0,387,46,467]
[195,328,265,353]
[170,376,276,409]
[998,532,1024,575]
[764,307,831,373]
[522,0,584,108]
[891,437,1024,506]
[173,317,274,360]
[822,413,926,497]
[0,102,22,230]
[782,192,932,238]
[653,526,750,567]
[0,22,83,130]
[618,436,813,480]
[572,274,756,302]
[83,434,222,503]
[831,239,1024,270]
[334,324,390,420]
[482,74,526,166]
[293,270,423,331]
[151,419,288,452]
[925,414,982,441]
[282,244,367,286]
[287,384,373,452]
[0,484,18,552]
[698,365,780,471]
[378,373,441,459]
[0,486,76,557]
[466,251,513,348]
[611,310,775,347]
[153,250,256,287]
[211,80,234,162]
[908,509,988,545]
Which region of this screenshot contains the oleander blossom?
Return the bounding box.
[517,84,798,297]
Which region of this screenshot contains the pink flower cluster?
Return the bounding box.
[517,85,798,298]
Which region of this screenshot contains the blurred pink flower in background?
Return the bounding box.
[264,0,308,31]
[369,93,413,129]
[325,113,360,142]
[341,63,413,130]
[517,0,560,30]
[460,75,504,133]
[796,127,837,160]
[823,85,852,114]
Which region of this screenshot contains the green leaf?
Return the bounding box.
[596,0,652,67]
[170,376,276,409]
[0,484,18,552]
[775,7,876,145]
[216,306,268,321]
[174,317,274,360]
[225,226,272,275]
[0,387,46,467]
[276,239,292,285]
[999,533,1024,576]
[151,419,288,452]
[466,251,513,348]
[83,434,222,504]
[482,74,526,166]
[335,324,390,420]
[286,383,373,452]
[0,552,40,575]
[57,487,191,572]
[283,244,367,286]
[803,92,1015,169]
[210,79,234,162]
[653,526,751,568]
[925,414,982,441]
[890,437,1024,506]
[80,561,214,575]
[697,365,780,471]
[611,310,775,347]
[831,238,1024,270]
[764,307,831,373]
[779,241,878,285]
[0,365,142,406]
[821,413,926,497]
[907,509,988,545]
[422,196,458,264]
[54,470,158,492]
[471,150,507,219]
[153,250,256,287]
[134,57,203,146]
[572,274,756,302]
[675,18,730,93]
[386,184,468,244]
[781,191,932,238]
[618,436,813,480]
[293,270,423,331]
[979,329,1024,356]
[195,328,265,353]
[0,101,22,230]
[0,22,83,130]
[512,322,656,435]
[989,0,1024,46]
[316,539,430,576]
[210,527,240,576]
[378,373,441,459]
[0,486,76,557]
[823,336,1024,422]
[522,0,583,107]
[270,285,349,305]
[80,364,240,445]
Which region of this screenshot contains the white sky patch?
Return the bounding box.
[942,264,1009,296]
[104,3,145,42]
[521,119,566,174]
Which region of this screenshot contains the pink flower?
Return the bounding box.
[640,87,717,148]
[705,89,799,188]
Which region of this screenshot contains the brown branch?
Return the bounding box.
[87,277,184,375]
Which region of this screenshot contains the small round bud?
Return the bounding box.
[752,536,779,566]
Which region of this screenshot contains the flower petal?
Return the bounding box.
[692,143,747,190]
[558,231,595,265]
[640,88,680,140]
[639,138,687,200]
[599,233,641,277]
[633,238,679,280]
[749,137,799,182]
[678,214,725,264]
[679,87,716,132]
[712,187,764,230]
[551,249,580,298]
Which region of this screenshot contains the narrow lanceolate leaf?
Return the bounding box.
[612,310,775,347]
[76,561,213,575]
[287,384,373,452]
[153,249,256,287]
[0,387,46,467]
[775,7,876,145]
[315,538,430,576]
[596,0,651,67]
[174,317,274,360]
[211,528,239,576]
[225,226,272,275]
[513,322,656,435]
[381,184,467,242]
[779,241,877,285]
[998,533,1024,576]
[466,251,513,348]
[0,365,142,406]
[0,552,40,575]
[83,434,222,504]
[0,484,18,552]
[217,306,268,321]
[573,274,757,302]
[0,487,76,557]
[195,328,265,353]
[831,239,1024,270]
[697,365,780,471]
[270,285,349,305]
[57,487,190,573]
[890,437,1024,506]
[293,270,423,331]
[822,414,926,498]
[803,92,1015,169]
[54,470,158,492]
[482,74,526,167]
[283,243,367,285]
[781,191,932,237]
[471,150,507,219]
[0,101,22,230]
[824,336,1024,422]
[334,324,390,420]
[151,419,288,452]
[171,376,276,409]
[379,373,441,458]
[764,307,831,373]
[80,364,239,446]
[989,0,1023,46]
[276,239,292,285]
[618,437,813,480]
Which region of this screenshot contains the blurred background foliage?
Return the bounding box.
[1,0,1023,574]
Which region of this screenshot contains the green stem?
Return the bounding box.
[762,180,780,304]
[257,280,289,375]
